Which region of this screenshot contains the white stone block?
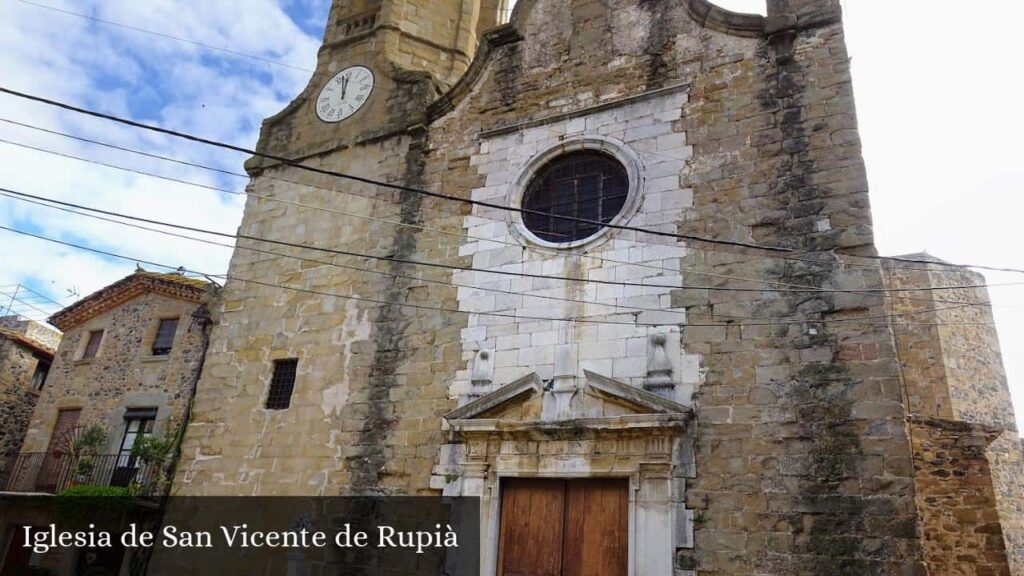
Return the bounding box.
[612,356,647,379]
[579,339,626,360]
[531,330,558,347]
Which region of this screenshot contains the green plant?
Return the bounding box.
[57,485,131,497]
[130,435,173,467]
[54,485,132,529]
[75,425,107,456]
[128,435,175,496]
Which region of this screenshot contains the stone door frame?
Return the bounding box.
[445,371,693,576]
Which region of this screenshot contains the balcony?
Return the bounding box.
[1,452,161,495]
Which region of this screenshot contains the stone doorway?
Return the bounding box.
[442,371,695,575]
[497,477,629,576]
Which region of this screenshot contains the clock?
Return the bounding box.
[315,66,375,123]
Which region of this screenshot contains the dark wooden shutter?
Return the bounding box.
[151,318,179,355]
[35,408,81,491]
[83,330,103,358]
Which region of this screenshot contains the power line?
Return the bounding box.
[15,0,315,73]
[0,86,803,254]
[0,119,819,284]
[0,190,690,319]
[5,189,1005,330]
[3,186,1016,298]
[0,119,1005,306]
[0,223,999,328]
[5,87,1020,277]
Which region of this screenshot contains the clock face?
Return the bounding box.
[315,66,375,123]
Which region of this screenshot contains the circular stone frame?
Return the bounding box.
[508,136,645,250]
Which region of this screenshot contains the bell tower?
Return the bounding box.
[322,0,503,88]
[247,0,504,173]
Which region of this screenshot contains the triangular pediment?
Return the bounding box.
[444,371,691,433]
[582,370,692,415]
[444,372,544,421]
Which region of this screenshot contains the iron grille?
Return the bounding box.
[266,358,298,410]
[522,151,629,243]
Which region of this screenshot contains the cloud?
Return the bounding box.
[0,0,322,319]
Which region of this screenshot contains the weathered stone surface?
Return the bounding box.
[20,274,210,460]
[168,0,1022,574]
[0,317,58,478]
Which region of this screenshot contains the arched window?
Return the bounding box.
[521,151,629,243]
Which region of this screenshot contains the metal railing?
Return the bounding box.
[1,452,161,494]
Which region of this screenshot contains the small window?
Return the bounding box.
[266,359,298,410]
[521,150,629,244]
[82,330,104,359]
[30,359,50,391]
[151,318,179,356]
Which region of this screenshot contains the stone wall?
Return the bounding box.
[20,292,206,457]
[0,335,44,477]
[170,0,1021,573]
[910,418,1011,575]
[885,258,1024,574]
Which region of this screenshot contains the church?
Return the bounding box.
[169,0,1024,573]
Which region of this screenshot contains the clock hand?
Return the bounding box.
[341,76,349,99]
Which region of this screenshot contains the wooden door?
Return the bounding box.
[35,408,80,491]
[498,478,628,576]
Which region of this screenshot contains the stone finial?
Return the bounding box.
[470,349,494,388]
[645,333,675,396]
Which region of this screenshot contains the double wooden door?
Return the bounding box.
[497,478,628,576]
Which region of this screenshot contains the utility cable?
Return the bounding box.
[4,189,1000,328]
[2,186,1016,297]
[0,223,999,328]
[0,125,1003,306]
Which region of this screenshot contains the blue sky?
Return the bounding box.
[0,0,328,307]
[2,0,1024,430]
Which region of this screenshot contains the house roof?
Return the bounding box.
[0,326,56,359]
[48,270,211,331]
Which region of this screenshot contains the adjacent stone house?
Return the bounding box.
[0,270,212,576]
[0,316,59,485]
[166,1,1024,575]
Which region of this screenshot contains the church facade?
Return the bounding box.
[170,0,1024,574]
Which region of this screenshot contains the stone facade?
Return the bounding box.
[886,257,1024,574]
[171,1,1023,574]
[16,272,211,469]
[0,317,57,481]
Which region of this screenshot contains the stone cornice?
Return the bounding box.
[685,0,766,38]
[49,272,209,331]
[0,327,55,359]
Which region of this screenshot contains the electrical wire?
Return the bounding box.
[0,86,804,253]
[4,86,1020,277]
[0,190,690,318]
[0,223,1000,328]
[11,187,993,326]
[0,120,1007,305]
[3,186,1016,298]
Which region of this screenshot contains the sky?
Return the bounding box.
[1,1,1021,429]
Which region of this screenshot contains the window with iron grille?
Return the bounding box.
[266,359,298,410]
[521,151,629,244]
[151,318,179,356]
[82,330,104,359]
